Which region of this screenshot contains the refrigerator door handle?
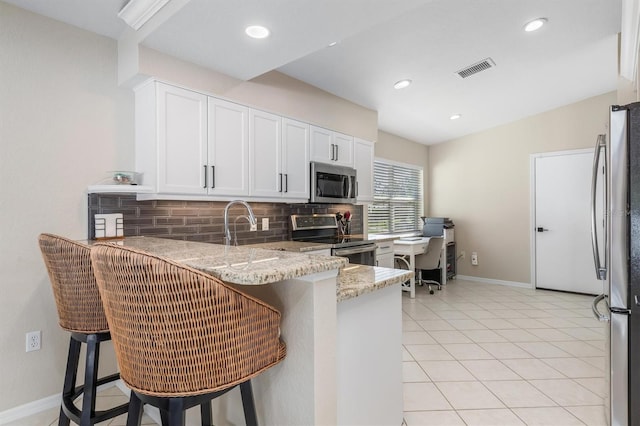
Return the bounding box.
[591,293,610,322]
[590,134,607,280]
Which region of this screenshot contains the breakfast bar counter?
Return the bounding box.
[90,237,410,425]
[92,236,346,284]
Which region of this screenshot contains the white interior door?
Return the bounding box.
[533,150,602,294]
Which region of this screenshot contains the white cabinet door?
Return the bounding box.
[156,83,208,194]
[249,110,281,197]
[333,132,354,167]
[208,98,249,196]
[282,118,309,199]
[310,125,334,164]
[376,252,395,268]
[354,138,374,202]
[310,125,354,167]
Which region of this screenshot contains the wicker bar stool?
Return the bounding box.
[38,234,129,425]
[90,243,287,426]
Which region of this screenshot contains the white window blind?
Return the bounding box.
[368,160,423,234]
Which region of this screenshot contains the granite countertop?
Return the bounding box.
[88,237,410,302]
[337,265,413,302]
[89,236,347,285]
[245,240,332,252]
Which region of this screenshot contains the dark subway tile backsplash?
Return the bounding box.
[87,194,363,245]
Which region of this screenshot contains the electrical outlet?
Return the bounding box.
[250,222,257,232]
[471,252,478,266]
[26,331,41,352]
[262,218,269,231]
[460,251,466,260]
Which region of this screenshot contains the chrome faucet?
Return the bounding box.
[223,200,257,246]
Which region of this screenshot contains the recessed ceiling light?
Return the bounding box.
[245,25,270,39]
[393,79,412,90]
[524,18,547,32]
[450,114,462,120]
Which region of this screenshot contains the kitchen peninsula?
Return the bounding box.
[92,236,412,425]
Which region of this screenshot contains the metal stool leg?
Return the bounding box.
[200,401,212,426]
[59,336,81,426]
[240,381,258,426]
[126,392,144,426]
[80,334,100,425]
[167,399,186,426]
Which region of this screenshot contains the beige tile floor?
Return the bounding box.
[402,278,607,426]
[11,278,606,426]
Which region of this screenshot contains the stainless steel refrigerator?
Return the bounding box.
[591,102,640,426]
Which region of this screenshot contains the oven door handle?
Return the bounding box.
[333,245,377,256]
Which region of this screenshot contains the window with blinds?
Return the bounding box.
[367,160,423,234]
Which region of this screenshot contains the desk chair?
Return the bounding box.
[414,236,444,294]
[90,243,287,426]
[38,234,128,425]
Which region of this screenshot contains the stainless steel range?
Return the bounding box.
[291,214,376,266]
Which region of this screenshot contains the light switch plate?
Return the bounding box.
[262,218,269,231]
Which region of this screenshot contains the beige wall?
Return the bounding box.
[0,2,379,411]
[428,91,616,284]
[139,47,378,141]
[0,1,132,410]
[375,131,430,213]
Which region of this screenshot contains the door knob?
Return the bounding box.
[537,227,549,232]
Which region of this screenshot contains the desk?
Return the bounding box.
[393,237,445,298]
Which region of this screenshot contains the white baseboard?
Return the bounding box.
[0,392,61,425]
[455,275,532,289]
[0,381,128,425]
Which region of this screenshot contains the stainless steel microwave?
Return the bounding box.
[310,162,357,204]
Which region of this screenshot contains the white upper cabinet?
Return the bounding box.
[136,81,208,195]
[249,111,309,200]
[249,109,281,197]
[354,138,374,203]
[134,80,358,202]
[310,125,354,167]
[333,131,354,166]
[281,118,310,199]
[207,98,249,196]
[135,81,248,198]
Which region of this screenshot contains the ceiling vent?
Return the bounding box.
[456,58,496,78]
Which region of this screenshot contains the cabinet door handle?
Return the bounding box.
[203,165,207,188]
[211,165,215,188]
[279,173,283,192]
[285,174,288,193]
[330,144,335,160]
[335,145,339,161]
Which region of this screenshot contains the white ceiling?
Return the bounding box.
[5,0,622,144]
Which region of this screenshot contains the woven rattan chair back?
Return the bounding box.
[38,233,109,333]
[90,243,286,398]
[38,233,128,425]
